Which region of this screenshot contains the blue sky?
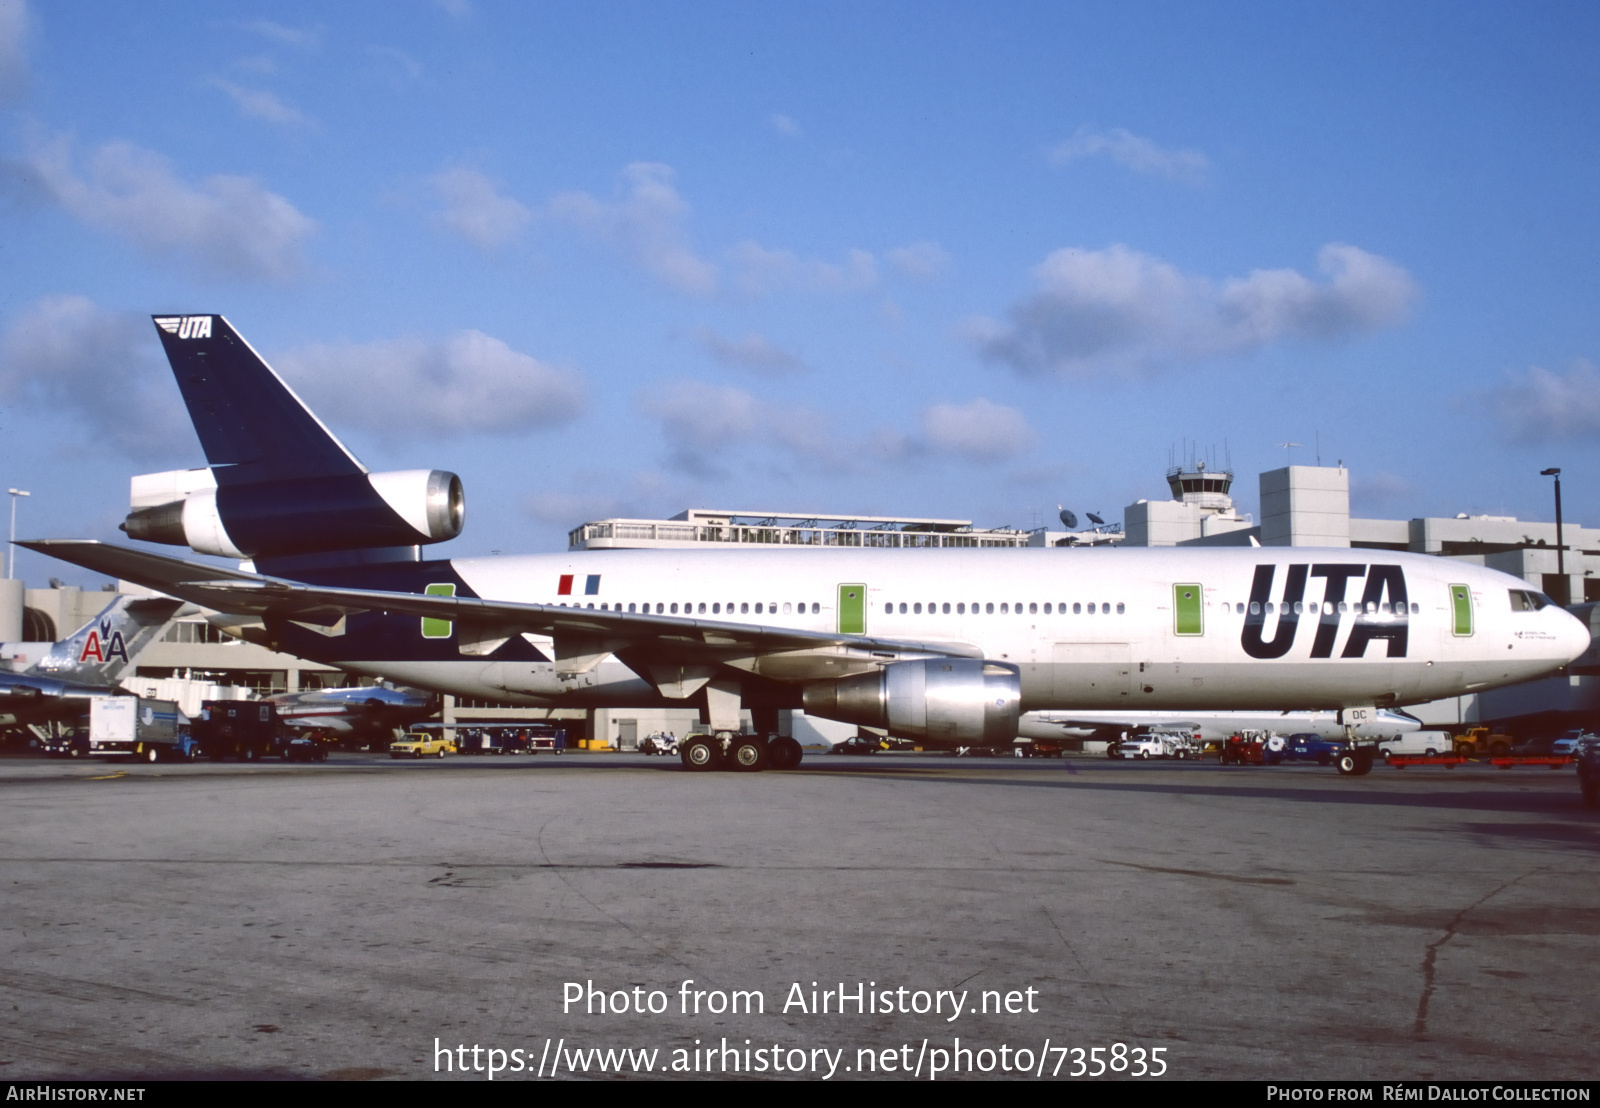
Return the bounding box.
[3,0,1599,586]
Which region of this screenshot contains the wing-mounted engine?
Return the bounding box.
[802,658,1021,747]
[123,466,464,560]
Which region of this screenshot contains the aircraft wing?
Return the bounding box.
[18,541,984,678]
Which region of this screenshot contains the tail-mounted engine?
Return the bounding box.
[802,658,1022,746]
[123,467,464,560]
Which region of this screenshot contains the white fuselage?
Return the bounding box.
[350,546,1590,714]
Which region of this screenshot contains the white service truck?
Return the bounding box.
[88,696,182,762]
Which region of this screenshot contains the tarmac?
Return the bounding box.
[0,750,1596,1081]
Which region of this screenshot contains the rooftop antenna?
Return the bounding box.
[1277,441,1302,467]
[1315,431,1321,467]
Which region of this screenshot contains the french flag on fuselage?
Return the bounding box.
[556,574,601,596]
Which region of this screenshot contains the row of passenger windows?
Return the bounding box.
[549,597,1419,618]
[1228,600,1418,616]
[884,601,1125,616]
[555,601,823,616]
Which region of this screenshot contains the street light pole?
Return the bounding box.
[7,488,30,580]
[1540,468,1564,603]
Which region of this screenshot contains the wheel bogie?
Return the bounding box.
[766,736,803,771]
[728,736,767,772]
[680,736,721,771]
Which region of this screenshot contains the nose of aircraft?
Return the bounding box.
[1557,605,1596,665]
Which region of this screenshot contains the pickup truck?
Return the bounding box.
[390,733,456,759]
[1264,733,1348,766]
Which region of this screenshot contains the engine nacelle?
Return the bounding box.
[802,658,1021,747]
[124,468,464,560]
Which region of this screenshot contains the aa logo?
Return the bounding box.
[78,621,129,665]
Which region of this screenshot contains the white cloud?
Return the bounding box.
[728,240,877,295]
[634,379,860,476]
[244,20,321,50]
[432,167,531,249]
[768,113,800,136]
[1049,126,1210,184]
[0,296,191,458]
[523,470,676,527]
[886,241,950,280]
[971,242,1417,377]
[206,78,311,127]
[22,133,317,282]
[367,45,422,81]
[547,163,718,296]
[690,327,806,376]
[1488,360,1600,443]
[278,331,584,438]
[433,0,472,18]
[918,398,1035,463]
[0,0,29,102]
[635,379,763,475]
[636,380,1031,478]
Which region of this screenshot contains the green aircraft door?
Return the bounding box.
[1449,584,1473,636]
[422,583,456,639]
[838,583,866,634]
[1173,583,1204,636]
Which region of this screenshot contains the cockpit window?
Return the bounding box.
[1509,589,1550,612]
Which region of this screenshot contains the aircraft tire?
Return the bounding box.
[1336,749,1375,776]
[767,736,802,771]
[680,736,720,772]
[728,737,767,772]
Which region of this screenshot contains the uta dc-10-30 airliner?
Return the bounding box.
[19,315,1591,773]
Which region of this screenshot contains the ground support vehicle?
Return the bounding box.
[1387,753,1573,771]
[390,732,457,758]
[455,727,531,755]
[1015,738,1065,757]
[1451,727,1516,757]
[639,732,679,756]
[1219,732,1269,766]
[285,737,329,762]
[41,729,89,758]
[1264,733,1348,766]
[193,701,287,761]
[1577,737,1600,807]
[87,697,182,762]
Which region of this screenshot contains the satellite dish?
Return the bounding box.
[1059,509,1078,530]
[1087,512,1105,526]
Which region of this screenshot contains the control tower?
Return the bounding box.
[1165,458,1235,512]
[1125,445,1254,546]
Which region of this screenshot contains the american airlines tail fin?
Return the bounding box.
[23,596,185,688]
[123,315,464,568]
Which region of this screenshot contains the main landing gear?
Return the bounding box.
[1334,747,1375,776]
[679,733,803,773]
